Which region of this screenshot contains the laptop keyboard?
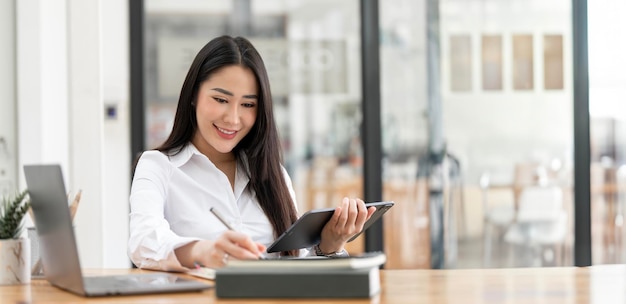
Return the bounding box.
[84,276,138,289]
[84,274,181,289]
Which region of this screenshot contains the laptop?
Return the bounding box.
[24,164,211,296]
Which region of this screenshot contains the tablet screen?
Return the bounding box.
[266,201,394,253]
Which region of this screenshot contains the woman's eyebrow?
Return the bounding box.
[211,87,257,99]
[211,87,234,96]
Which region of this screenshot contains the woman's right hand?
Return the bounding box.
[175,231,266,268]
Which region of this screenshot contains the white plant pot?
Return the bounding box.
[0,238,31,285]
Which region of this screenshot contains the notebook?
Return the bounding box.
[24,164,211,297]
[226,251,387,269]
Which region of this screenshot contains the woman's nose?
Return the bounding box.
[223,104,239,124]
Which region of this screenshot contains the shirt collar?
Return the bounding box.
[169,143,251,193]
[169,143,202,168]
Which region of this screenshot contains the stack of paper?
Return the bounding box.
[186,267,216,280]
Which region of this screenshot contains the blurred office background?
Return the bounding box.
[1,0,626,270]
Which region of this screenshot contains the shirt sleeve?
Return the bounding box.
[127,152,200,272]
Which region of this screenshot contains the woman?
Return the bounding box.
[128,36,375,271]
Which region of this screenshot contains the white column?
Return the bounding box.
[101,0,131,268]
[66,0,105,268]
[17,0,70,182]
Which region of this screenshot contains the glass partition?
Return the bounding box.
[380,0,574,268]
[442,0,574,268]
[139,0,584,269]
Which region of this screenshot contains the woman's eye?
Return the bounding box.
[214,97,227,103]
[242,103,256,108]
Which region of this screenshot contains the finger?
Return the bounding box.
[224,231,257,250]
[256,243,267,254]
[326,197,346,228]
[353,199,369,229]
[255,243,268,259]
[216,231,262,260]
[345,198,359,228]
[366,206,377,220]
[210,242,230,266]
[334,197,350,229]
[326,206,341,227]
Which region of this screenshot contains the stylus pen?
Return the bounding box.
[209,207,268,259]
[209,207,236,231]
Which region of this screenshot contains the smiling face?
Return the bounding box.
[191,65,259,162]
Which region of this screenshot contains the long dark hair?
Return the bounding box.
[157,36,298,255]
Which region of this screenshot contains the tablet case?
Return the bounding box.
[215,267,380,298]
[266,201,394,253]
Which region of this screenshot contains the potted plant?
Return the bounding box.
[0,190,31,285]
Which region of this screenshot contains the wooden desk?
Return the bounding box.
[2,266,626,303]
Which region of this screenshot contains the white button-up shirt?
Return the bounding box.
[128,143,300,271]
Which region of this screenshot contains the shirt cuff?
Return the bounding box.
[313,244,349,257]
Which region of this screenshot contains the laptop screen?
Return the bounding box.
[24,164,86,295]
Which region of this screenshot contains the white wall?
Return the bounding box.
[17,0,70,179]
[589,0,626,120]
[16,0,130,268]
[440,0,573,182]
[0,0,17,198]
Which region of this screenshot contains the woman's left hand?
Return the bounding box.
[318,197,376,254]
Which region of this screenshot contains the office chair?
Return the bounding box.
[503,183,567,266]
[480,172,516,267]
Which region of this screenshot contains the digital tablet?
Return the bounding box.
[266,201,395,253]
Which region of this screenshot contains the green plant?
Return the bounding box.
[0,190,31,239]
